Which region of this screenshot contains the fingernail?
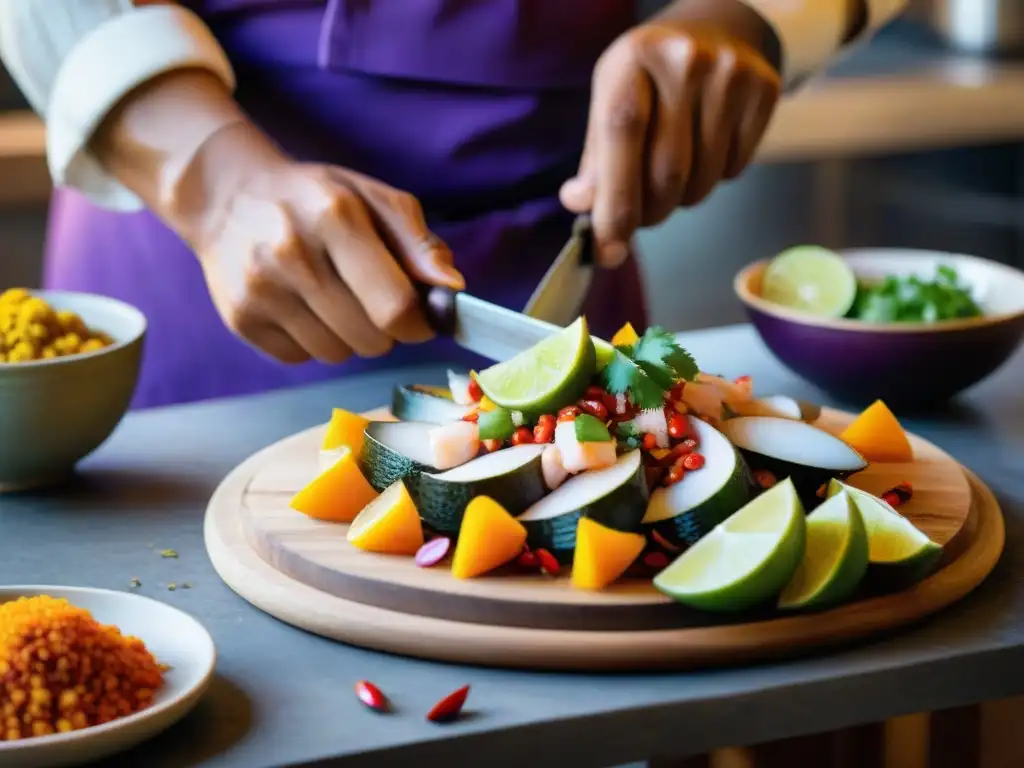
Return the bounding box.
[559,177,593,210]
[441,266,465,291]
[600,242,628,268]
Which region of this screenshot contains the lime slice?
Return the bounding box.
[653,477,806,612]
[476,316,596,413]
[778,489,869,610]
[761,246,858,318]
[827,479,942,584]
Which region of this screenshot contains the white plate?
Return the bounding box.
[0,586,216,768]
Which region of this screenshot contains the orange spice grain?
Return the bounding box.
[0,596,165,741]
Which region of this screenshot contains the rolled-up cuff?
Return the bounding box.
[46,5,235,211]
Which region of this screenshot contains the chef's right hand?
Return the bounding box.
[194,136,464,365]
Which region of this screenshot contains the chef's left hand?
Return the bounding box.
[560,19,782,267]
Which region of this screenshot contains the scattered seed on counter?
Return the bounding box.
[160,549,178,559]
[129,578,141,589]
[181,583,192,590]
[167,583,177,591]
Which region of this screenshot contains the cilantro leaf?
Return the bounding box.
[665,346,698,381]
[631,371,667,410]
[602,350,638,395]
[615,421,638,439]
[632,326,699,382]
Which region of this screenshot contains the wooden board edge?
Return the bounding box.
[205,467,1004,672]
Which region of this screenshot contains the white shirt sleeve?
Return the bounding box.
[0,2,235,211]
[738,0,909,88]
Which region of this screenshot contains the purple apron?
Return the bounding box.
[43,1,649,409]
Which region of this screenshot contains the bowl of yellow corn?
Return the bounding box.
[0,288,145,491]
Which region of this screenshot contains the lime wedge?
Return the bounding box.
[592,337,616,371]
[778,489,869,610]
[653,478,806,612]
[827,479,942,584]
[476,316,596,413]
[761,246,858,318]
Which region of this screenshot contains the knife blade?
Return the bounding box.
[522,214,595,326]
[420,214,596,363]
[423,288,564,363]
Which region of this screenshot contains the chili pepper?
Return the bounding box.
[415,537,451,568]
[533,414,556,444]
[467,378,483,402]
[663,464,685,486]
[426,685,470,723]
[557,405,581,423]
[355,681,389,713]
[535,548,560,576]
[671,441,694,459]
[510,426,534,446]
[481,438,504,453]
[650,529,682,553]
[641,433,659,451]
[643,551,670,570]
[752,469,777,490]
[578,399,609,421]
[682,452,705,471]
[461,409,479,424]
[667,412,689,440]
[882,482,913,506]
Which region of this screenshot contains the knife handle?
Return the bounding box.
[420,284,459,337]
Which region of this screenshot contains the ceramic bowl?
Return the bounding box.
[734,249,1024,407]
[0,291,145,490]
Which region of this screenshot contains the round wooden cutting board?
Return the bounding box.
[205,407,1005,671]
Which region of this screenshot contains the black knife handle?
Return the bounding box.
[420,284,459,337]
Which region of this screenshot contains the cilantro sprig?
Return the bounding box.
[849,265,982,324]
[602,326,699,409]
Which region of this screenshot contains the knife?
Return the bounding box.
[422,215,595,363]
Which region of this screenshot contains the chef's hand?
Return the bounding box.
[195,130,464,365]
[560,18,781,267]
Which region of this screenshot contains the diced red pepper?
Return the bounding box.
[667,413,689,440]
[467,378,483,402]
[461,409,479,423]
[510,426,534,446]
[578,399,609,421]
[641,433,659,452]
[557,405,581,423]
[533,414,556,444]
[682,452,705,471]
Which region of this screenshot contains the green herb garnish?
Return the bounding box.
[848,265,982,323]
[602,326,698,409]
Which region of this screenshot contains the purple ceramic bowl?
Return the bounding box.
[734,249,1024,408]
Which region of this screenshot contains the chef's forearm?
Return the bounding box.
[656,0,909,88]
[0,0,248,218]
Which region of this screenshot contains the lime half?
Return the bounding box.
[827,479,942,585]
[778,489,869,611]
[476,316,596,412]
[653,477,806,612]
[592,337,616,371]
[761,246,858,318]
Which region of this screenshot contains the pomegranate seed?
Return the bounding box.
[415,537,451,567]
[467,379,483,402]
[355,681,389,713]
[585,385,608,401]
[663,465,685,486]
[461,409,479,423]
[578,399,609,421]
[668,381,686,401]
[667,413,689,440]
[682,452,705,471]
[426,685,470,723]
[481,438,504,453]
[557,405,581,423]
[641,433,659,451]
[510,426,534,446]
[533,414,556,444]
[643,551,670,570]
[883,482,913,506]
[882,492,901,508]
[535,548,560,576]
[517,550,539,569]
[650,529,682,553]
[753,469,777,489]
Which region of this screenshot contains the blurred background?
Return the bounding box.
[2,2,1024,333]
